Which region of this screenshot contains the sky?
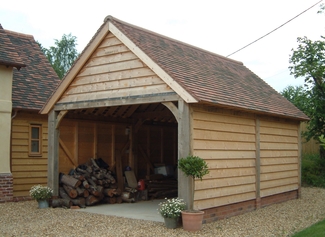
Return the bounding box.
[1,0,324,92]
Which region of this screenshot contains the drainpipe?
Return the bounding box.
[10,109,18,173]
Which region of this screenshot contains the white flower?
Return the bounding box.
[158,197,186,218]
[29,185,53,200]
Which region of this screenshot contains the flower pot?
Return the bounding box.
[181,210,204,231]
[164,217,179,229]
[37,199,49,209]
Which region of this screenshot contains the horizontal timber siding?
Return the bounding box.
[260,120,299,197]
[58,32,174,104]
[191,106,257,210]
[11,112,48,197]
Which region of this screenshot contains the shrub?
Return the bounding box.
[301,153,325,187]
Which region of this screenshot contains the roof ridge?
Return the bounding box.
[4,29,34,40]
[105,15,243,66]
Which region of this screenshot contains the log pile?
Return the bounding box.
[52,158,123,208]
[146,174,178,199]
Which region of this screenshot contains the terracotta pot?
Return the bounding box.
[181,210,204,231]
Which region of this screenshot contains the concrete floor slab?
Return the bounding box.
[76,199,164,222]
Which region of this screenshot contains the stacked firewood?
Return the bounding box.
[52,158,122,208]
[146,175,178,199]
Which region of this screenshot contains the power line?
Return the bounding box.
[226,0,323,58]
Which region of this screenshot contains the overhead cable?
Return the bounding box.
[226,0,323,57]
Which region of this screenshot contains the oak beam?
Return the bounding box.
[53,93,179,111]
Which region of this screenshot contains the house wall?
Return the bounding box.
[0,65,14,202]
[190,104,300,221]
[11,111,48,199]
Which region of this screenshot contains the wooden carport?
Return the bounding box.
[41,16,309,222]
[41,16,198,207]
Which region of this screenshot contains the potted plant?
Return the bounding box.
[29,184,53,208]
[158,197,186,229]
[178,155,209,231]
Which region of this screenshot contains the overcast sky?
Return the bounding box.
[1,0,324,92]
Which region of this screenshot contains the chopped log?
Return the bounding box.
[59,187,70,200]
[121,196,135,203]
[102,196,116,204]
[76,187,89,197]
[76,167,90,177]
[103,188,118,197]
[85,195,98,206]
[93,172,104,180]
[60,174,81,188]
[85,195,102,206]
[86,166,92,174]
[71,197,86,208]
[63,184,78,199]
[88,185,101,197]
[51,198,72,208]
[104,172,116,183]
[96,185,104,194]
[91,158,100,169]
[82,180,90,189]
[73,174,85,181]
[86,177,97,187]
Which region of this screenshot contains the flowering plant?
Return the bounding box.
[29,185,53,200]
[158,197,186,218]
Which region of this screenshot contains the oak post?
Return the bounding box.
[48,110,60,196]
[177,99,192,210]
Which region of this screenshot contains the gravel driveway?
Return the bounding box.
[1,187,325,237]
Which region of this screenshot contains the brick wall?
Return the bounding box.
[203,190,298,223]
[0,173,13,203]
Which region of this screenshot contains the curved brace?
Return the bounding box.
[55,110,68,129]
[162,102,180,123]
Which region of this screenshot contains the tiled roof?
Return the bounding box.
[3,27,60,110]
[0,24,25,69]
[107,16,309,121]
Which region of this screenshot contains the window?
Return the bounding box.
[29,124,42,156]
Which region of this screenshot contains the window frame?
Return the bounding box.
[29,124,42,157]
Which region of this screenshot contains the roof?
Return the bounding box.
[0,24,25,69]
[42,16,309,121]
[2,27,60,110]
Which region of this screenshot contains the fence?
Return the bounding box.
[300,122,320,155]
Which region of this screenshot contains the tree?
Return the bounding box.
[289,6,325,143]
[281,85,310,113]
[39,34,79,79]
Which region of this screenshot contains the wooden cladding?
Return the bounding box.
[260,120,299,197]
[58,33,174,105]
[191,105,300,210]
[11,112,49,197]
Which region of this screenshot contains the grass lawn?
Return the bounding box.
[291,218,325,237]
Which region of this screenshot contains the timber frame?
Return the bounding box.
[47,97,194,207]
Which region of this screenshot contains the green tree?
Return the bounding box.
[289,6,325,143]
[40,34,79,79]
[281,85,310,113]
